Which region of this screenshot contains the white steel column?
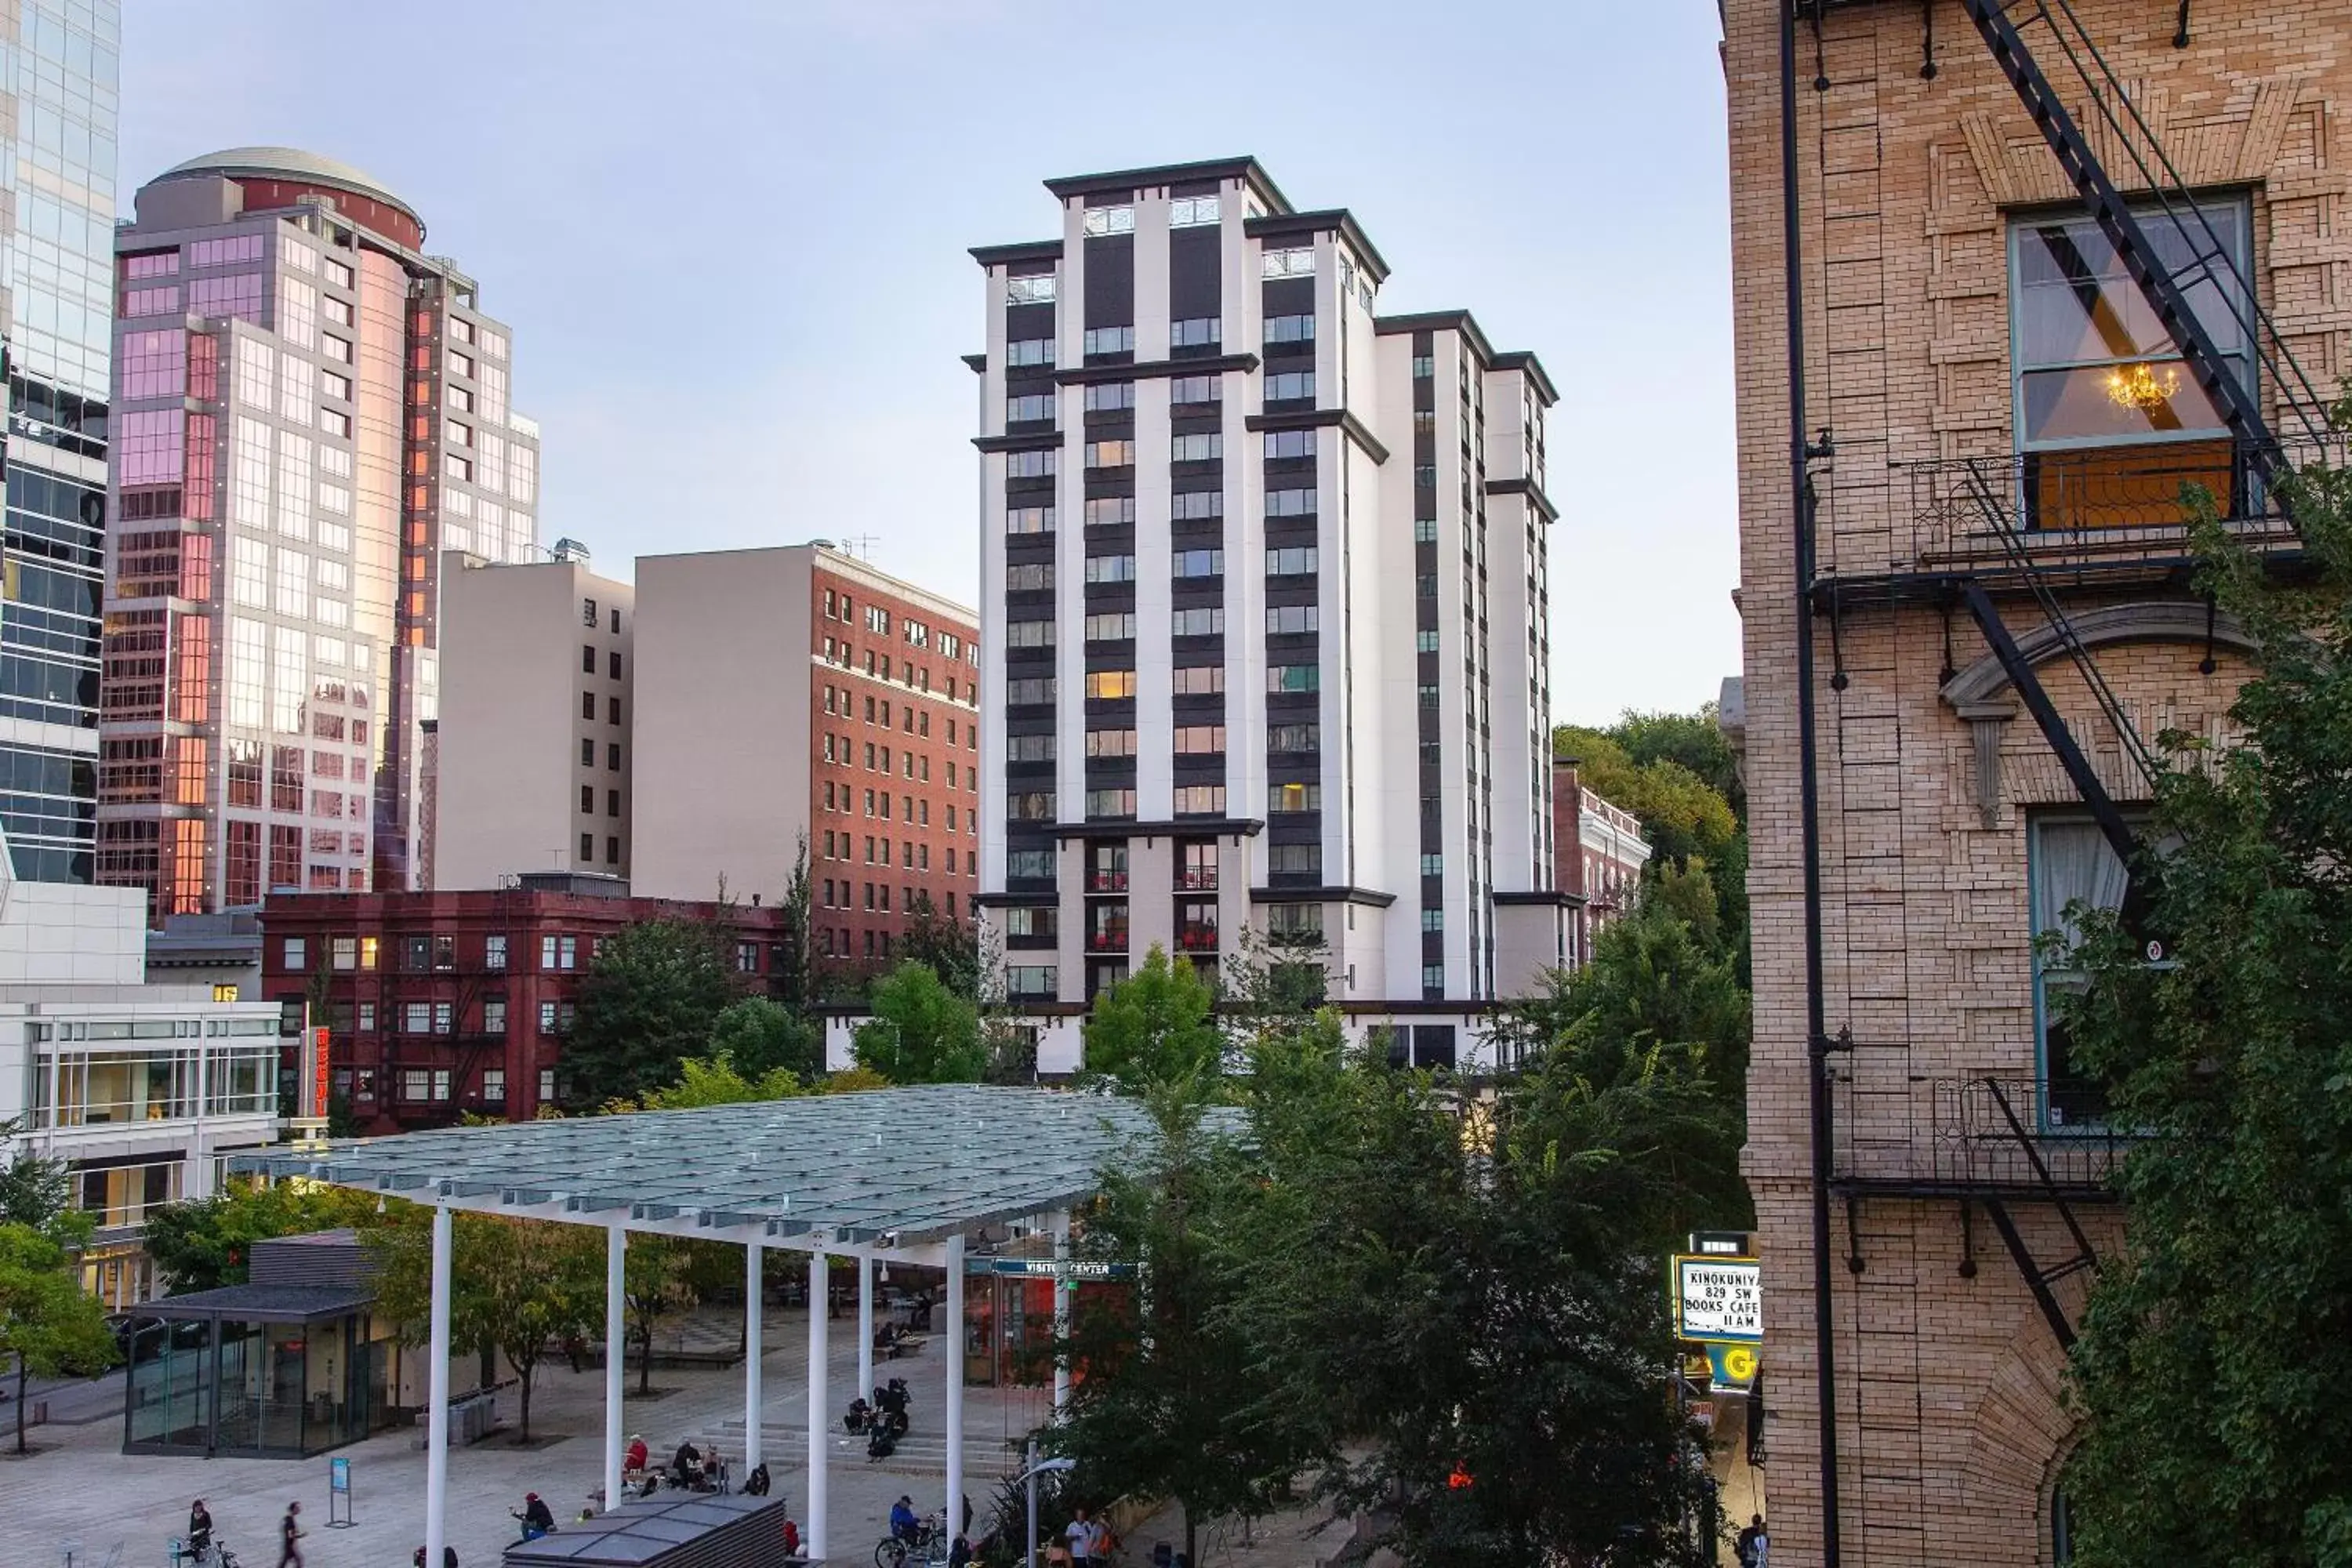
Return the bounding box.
[604,1225,626,1515]
[945,1231,965,1539]
[425,1203,453,1568]
[744,1240,764,1473]
[1051,1208,1073,1417]
[857,1254,875,1405]
[807,1250,829,1559]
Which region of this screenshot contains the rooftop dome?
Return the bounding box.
[154,146,419,227]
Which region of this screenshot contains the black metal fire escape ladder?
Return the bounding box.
[1975,1080,2103,1348]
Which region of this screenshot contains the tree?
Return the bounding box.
[622,1237,698,1396]
[564,919,739,1107]
[144,1179,385,1294]
[2053,413,2352,1565]
[708,997,823,1083]
[0,1115,71,1232]
[373,1211,599,1442]
[1082,945,1222,1095]
[622,1051,803,1111]
[0,1222,116,1453]
[1612,705,1746,819]
[852,961,983,1083]
[772,832,818,1011]
[900,891,982,999]
[1233,1028,1719,1566]
[1048,1084,1312,1567]
[1554,723,1741,870]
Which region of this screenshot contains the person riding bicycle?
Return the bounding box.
[890,1496,920,1544]
[187,1499,214,1559]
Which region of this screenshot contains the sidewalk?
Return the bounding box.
[0,1302,1055,1568]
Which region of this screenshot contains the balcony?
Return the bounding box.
[1830,1073,2136,1201]
[1815,434,2343,601]
[1177,923,1218,952]
[1176,869,1218,892]
[1087,872,1128,894]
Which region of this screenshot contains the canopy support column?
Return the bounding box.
[857,1253,874,1407]
[946,1230,965,1544]
[1051,1208,1073,1417]
[807,1248,829,1559]
[745,1240,764,1475]
[604,1224,626,1515]
[425,1203,453,1568]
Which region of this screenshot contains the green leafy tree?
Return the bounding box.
[617,1051,803,1111]
[144,1179,386,1294]
[900,891,982,999]
[2055,413,2352,1564]
[0,1115,71,1232]
[852,961,983,1083]
[0,1222,116,1453]
[564,919,739,1107]
[1082,945,1222,1094]
[1611,705,1745,819]
[622,1237,699,1396]
[772,832,818,1010]
[980,1016,1039,1087]
[1048,1084,1313,1567]
[1554,724,1741,870]
[1233,1028,1719,1566]
[1221,923,1331,1034]
[708,997,822,1082]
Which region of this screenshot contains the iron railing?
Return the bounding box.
[1831,1072,2136,1197]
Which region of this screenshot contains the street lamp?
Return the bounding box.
[1017,1444,1076,1568]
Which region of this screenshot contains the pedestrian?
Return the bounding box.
[948,1534,973,1568]
[277,1500,305,1568]
[1737,1513,1769,1568]
[1065,1504,1095,1566]
[187,1499,214,1561]
[782,1517,805,1561]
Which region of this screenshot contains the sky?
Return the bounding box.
[118,1,1740,726]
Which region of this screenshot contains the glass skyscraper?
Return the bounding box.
[0,2,120,884]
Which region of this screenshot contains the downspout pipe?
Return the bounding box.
[1781,2,1845,1563]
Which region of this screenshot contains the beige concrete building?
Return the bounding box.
[1726,2,2348,1563]
[432,547,634,888]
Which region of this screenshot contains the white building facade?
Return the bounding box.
[971,159,1563,1073]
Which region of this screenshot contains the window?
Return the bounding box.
[1081,205,1134,236]
[1171,608,1224,637]
[1171,433,1222,463]
[1171,491,1224,521]
[1006,449,1057,478]
[482,1069,506,1103]
[542,934,578,971]
[1170,196,1221,227]
[1007,965,1058,998]
[1007,677,1056,705]
[1004,619,1055,648]
[1267,546,1318,575]
[539,1068,556,1102]
[1172,549,1224,578]
[283,937,307,971]
[1265,372,1316,401]
[1272,844,1323,877]
[1083,612,1138,641]
[1005,275,1057,305]
[1269,722,1320,752]
[1178,841,1218,891]
[1084,554,1138,584]
[1265,314,1317,344]
[1006,734,1055,763]
[1265,604,1319,635]
[1412,354,1435,379]
[1171,317,1221,348]
[1171,376,1222,405]
[1085,728,1138,757]
[1006,906,1058,940]
[2009,199,2251,530]
[1006,562,1054,592]
[1171,666,1225,695]
[1085,789,1137,818]
[1174,725,1225,753]
[735,942,760,974]
[1009,791,1056,821]
[1268,903,1323,937]
[1006,393,1056,423]
[1269,781,1323,813]
[1420,853,1444,877]
[1085,670,1137,699]
[403,1002,432,1035]
[484,997,507,1033]
[1086,496,1137,527]
[1263,430,1316,460]
[1174,785,1225,815]
[1268,664,1319,693]
[1006,336,1054,367]
[1421,908,1446,932]
[486,935,507,970]
[1267,488,1317,517]
[1083,326,1134,355]
[1007,849,1056,880]
[1261,247,1316,278]
[2029,814,2143,1127]
[866,606,891,636]
[1085,439,1136,468]
[1084,381,1135,412]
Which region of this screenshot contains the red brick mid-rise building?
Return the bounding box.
[1551,758,1653,961]
[259,877,791,1131]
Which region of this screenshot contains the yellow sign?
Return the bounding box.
[213,983,241,1002]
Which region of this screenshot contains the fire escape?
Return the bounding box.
[1796,0,2337,1353]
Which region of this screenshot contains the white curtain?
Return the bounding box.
[2033,821,2132,950]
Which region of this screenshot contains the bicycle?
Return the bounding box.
[874,1510,948,1567]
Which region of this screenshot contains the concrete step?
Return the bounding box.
[690,1418,1021,1479]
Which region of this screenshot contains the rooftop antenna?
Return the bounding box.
[838,533,878,561]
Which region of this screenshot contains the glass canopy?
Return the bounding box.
[231,1084,1212,1248]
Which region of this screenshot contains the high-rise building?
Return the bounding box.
[632,543,983,963]
[432,544,635,889]
[0,3,121,885]
[1724,2,2349,1561]
[968,159,1563,1071]
[96,147,539,921]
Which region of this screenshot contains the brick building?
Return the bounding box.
[1726,2,2349,1563]
[259,877,792,1131]
[1551,758,1650,960]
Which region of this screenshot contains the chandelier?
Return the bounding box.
[2103,361,2182,411]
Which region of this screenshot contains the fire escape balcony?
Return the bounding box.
[1829,1072,2135,1203]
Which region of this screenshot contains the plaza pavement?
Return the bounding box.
[0,1305,1060,1568]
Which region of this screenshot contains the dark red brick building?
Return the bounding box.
[260,874,793,1131]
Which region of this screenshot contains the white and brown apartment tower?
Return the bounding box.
[968,158,1564,1073]
[1726,2,2351,1564]
[96,148,539,920]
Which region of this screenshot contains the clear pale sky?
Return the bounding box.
[119,2,1740,726]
